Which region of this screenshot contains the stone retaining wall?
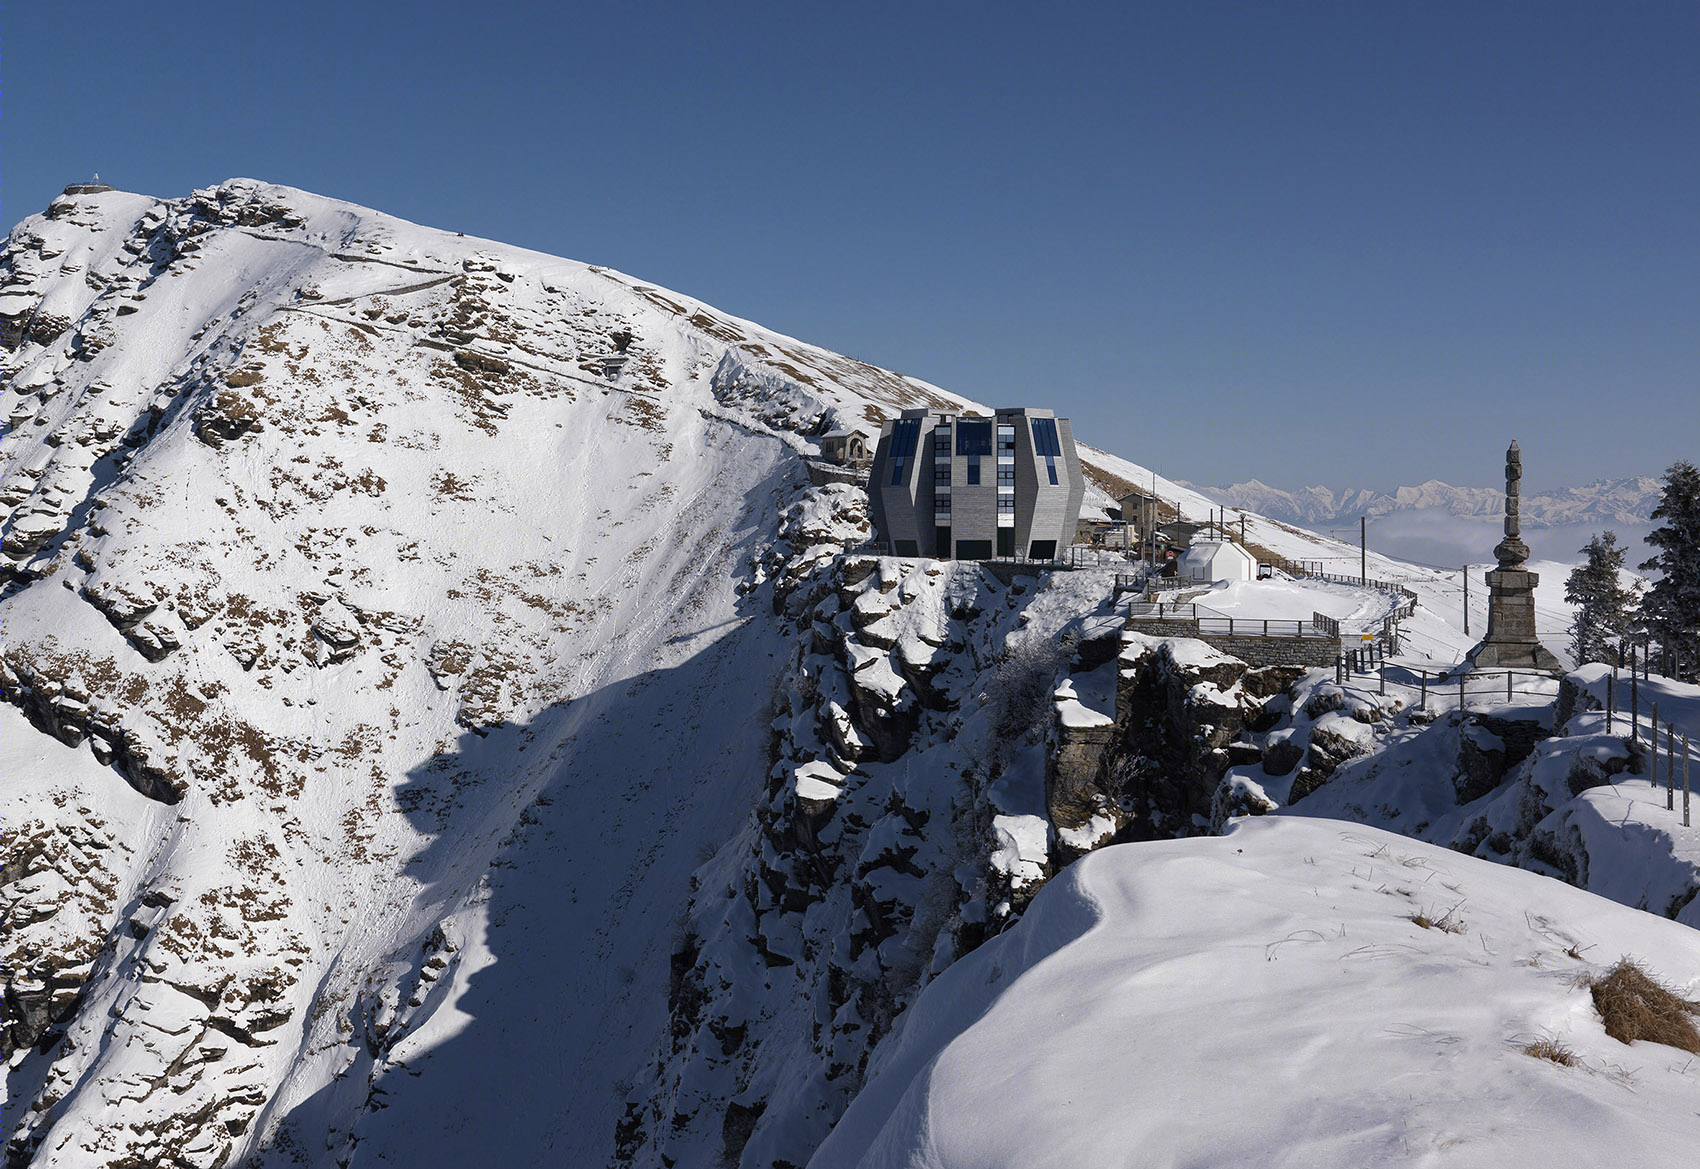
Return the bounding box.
[804,459,868,488]
[1124,619,1341,668]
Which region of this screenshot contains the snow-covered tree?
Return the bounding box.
[1564,531,1634,665]
[1638,460,1700,680]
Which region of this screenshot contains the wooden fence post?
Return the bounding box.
[1650,702,1659,789]
[1668,726,1676,811]
[1630,647,1639,740]
[1672,734,1686,825]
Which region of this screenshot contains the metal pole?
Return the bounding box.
[1507,670,1513,703]
[1420,670,1427,710]
[1607,672,1615,733]
[1379,655,1386,696]
[1460,671,1466,715]
[1361,517,1366,586]
[1463,568,1469,636]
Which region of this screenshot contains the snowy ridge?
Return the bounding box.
[815,817,1700,1168]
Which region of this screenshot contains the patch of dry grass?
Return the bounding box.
[1522,1038,1578,1066]
[1410,906,1466,934]
[1589,959,1700,1053]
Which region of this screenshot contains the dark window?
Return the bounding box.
[967,460,980,485]
[934,464,951,485]
[956,539,993,560]
[998,495,1015,515]
[935,527,952,557]
[1047,463,1058,485]
[1030,418,1061,457]
[1028,539,1056,560]
[934,494,951,516]
[997,465,1015,486]
[895,539,919,557]
[955,420,993,456]
[889,418,921,485]
[891,419,921,458]
[997,528,1014,557]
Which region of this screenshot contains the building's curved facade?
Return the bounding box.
[868,407,1085,560]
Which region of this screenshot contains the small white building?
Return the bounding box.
[1178,538,1257,583]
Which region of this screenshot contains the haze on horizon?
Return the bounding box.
[6,0,1695,493]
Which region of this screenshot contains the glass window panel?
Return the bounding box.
[1030,418,1061,457]
[955,420,994,456]
[891,418,921,459]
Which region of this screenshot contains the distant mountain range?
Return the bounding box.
[1179,476,1663,529]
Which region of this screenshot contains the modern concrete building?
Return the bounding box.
[868,407,1085,560]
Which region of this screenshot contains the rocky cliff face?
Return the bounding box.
[0,178,1012,1167]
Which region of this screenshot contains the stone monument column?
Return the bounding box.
[1466,440,1561,671]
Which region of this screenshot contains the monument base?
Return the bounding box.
[1465,567,1563,673]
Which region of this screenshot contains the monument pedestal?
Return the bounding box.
[1466,568,1562,671]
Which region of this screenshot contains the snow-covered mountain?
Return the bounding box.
[1184,476,1663,528]
[0,178,1243,1167]
[4,180,1698,1169]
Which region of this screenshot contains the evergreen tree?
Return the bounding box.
[1639,460,1700,680]
[1565,531,1633,665]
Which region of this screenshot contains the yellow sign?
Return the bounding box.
[1361,633,1375,642]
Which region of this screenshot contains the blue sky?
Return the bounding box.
[6,1,1695,492]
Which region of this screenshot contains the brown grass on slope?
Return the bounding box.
[1589,959,1700,1053]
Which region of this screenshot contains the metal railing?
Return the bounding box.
[1127,601,1206,620]
[1127,602,1330,639]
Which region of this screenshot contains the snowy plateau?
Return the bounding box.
[2,180,1699,1169]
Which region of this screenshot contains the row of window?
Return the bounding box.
[932,463,1032,488]
[889,417,1064,486]
[891,534,1058,560]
